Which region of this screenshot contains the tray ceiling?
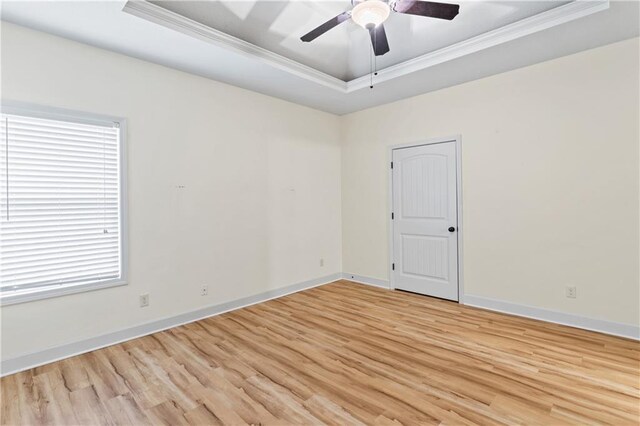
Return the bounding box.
[150,1,569,81]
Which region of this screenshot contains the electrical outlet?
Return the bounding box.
[201,285,208,296]
[320,258,324,267]
[139,294,149,307]
[566,286,577,299]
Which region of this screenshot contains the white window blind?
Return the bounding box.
[0,111,123,302]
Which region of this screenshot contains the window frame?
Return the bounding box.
[0,101,128,305]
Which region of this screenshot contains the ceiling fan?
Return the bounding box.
[300,0,460,56]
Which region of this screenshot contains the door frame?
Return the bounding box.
[388,135,464,303]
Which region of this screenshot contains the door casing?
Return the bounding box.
[388,135,464,303]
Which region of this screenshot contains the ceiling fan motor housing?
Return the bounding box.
[351,0,391,28]
[351,0,393,6]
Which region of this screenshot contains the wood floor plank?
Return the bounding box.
[1,280,639,425]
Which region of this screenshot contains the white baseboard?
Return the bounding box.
[0,273,342,377]
[342,273,390,289]
[464,294,640,340]
[4,274,637,377]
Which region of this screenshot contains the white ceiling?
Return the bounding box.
[1,1,638,115]
[150,1,569,81]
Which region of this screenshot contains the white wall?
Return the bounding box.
[341,37,640,326]
[0,22,342,360]
[1,22,638,365]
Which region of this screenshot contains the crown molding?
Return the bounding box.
[347,0,610,91]
[123,0,609,94]
[122,0,348,92]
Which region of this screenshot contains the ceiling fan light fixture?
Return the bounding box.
[351,0,391,28]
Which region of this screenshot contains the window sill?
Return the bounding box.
[0,279,128,306]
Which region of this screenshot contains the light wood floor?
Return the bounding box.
[1,280,639,425]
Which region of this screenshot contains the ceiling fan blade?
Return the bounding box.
[393,0,459,20]
[368,24,390,56]
[300,11,351,42]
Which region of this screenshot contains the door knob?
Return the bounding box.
[448,227,456,232]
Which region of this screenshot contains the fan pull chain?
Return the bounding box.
[370,27,376,89]
[374,37,378,77]
[369,39,373,89]
[374,52,378,82]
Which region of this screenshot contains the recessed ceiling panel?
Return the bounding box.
[151,0,570,81]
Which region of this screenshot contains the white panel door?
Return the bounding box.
[392,142,459,301]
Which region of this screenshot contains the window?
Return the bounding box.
[0,104,126,305]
